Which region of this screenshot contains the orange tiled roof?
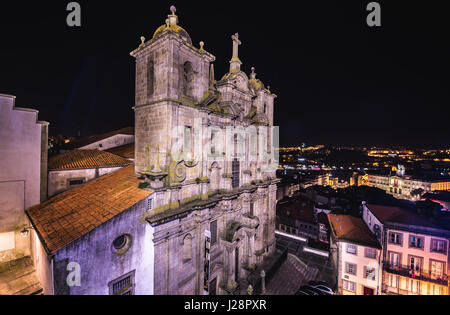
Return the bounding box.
[105,143,135,159]
[26,165,152,254]
[48,149,132,170]
[328,214,380,249]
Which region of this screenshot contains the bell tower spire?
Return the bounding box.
[229,33,242,73]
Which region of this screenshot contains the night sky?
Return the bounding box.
[1,1,448,148]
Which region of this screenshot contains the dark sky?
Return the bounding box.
[1,1,448,148]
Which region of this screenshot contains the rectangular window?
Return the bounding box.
[346,244,357,255]
[210,130,217,155]
[389,232,403,245]
[345,263,357,275]
[389,275,399,288]
[250,202,254,216]
[210,220,218,245]
[409,235,424,249]
[365,248,377,259]
[343,280,356,292]
[232,158,240,189]
[184,126,192,154]
[147,198,153,211]
[410,280,420,294]
[109,271,135,295]
[431,239,447,254]
[69,179,84,187]
[430,260,445,278]
[364,267,376,280]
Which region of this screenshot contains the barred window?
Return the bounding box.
[109,271,135,295]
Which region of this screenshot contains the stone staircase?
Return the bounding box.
[287,254,319,284]
[265,254,319,295]
[0,256,43,295]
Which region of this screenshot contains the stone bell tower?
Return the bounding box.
[130,6,216,175]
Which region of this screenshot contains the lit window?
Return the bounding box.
[343,280,356,292]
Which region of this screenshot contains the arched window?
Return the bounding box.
[264,104,267,114]
[147,58,154,98]
[182,61,194,97]
[183,234,192,262]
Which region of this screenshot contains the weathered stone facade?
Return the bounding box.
[131,7,279,294]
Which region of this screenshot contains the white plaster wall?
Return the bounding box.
[52,197,154,295]
[80,134,134,151]
[340,241,381,295]
[0,94,44,263]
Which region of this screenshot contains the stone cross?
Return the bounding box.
[229,33,243,73]
[231,33,241,59]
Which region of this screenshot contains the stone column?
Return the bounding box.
[260,270,266,295]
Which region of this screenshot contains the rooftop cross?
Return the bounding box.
[229,33,243,73]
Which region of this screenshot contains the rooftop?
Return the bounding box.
[48,149,132,171]
[26,165,152,254]
[328,214,381,249]
[105,143,135,159]
[365,203,444,230]
[277,198,316,224]
[61,127,134,150]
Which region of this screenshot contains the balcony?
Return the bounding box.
[383,262,448,286]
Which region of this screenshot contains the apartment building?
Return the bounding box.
[328,214,382,295]
[363,203,450,295]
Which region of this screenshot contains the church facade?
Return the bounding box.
[130,6,278,295]
[27,6,278,295]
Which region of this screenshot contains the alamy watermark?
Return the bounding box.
[66,2,81,27]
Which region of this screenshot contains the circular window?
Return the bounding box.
[112,234,132,255]
[113,235,127,250]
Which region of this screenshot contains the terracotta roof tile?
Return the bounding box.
[26,165,152,254]
[105,143,135,159]
[48,149,132,170]
[328,214,380,249]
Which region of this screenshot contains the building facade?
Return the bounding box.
[363,203,450,295]
[328,214,382,295]
[0,94,48,265]
[367,171,450,200]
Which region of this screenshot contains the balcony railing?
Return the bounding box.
[383,262,448,286]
